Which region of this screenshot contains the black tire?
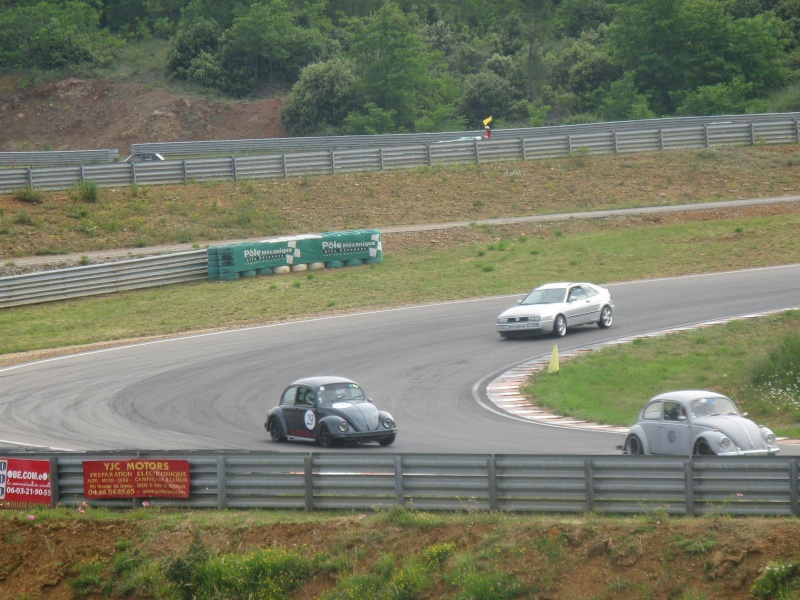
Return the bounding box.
[317,425,335,448]
[625,435,644,455]
[269,419,286,443]
[694,438,715,456]
[499,332,509,339]
[553,315,567,337]
[378,434,396,447]
[598,305,613,329]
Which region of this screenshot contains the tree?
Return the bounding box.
[607,0,789,114]
[0,1,120,70]
[166,17,220,79]
[280,57,359,136]
[459,70,519,126]
[345,2,457,131]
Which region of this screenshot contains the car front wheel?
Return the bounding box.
[625,435,644,455]
[693,438,715,456]
[269,419,286,443]
[553,315,567,337]
[598,305,613,329]
[317,425,335,448]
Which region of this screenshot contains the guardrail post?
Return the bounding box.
[131,162,136,185]
[217,456,227,510]
[27,167,33,188]
[394,455,404,506]
[182,160,188,184]
[488,456,498,511]
[379,148,385,171]
[474,139,480,164]
[231,156,238,182]
[427,143,432,167]
[795,119,800,143]
[80,165,85,182]
[791,459,799,517]
[330,149,336,174]
[749,123,755,146]
[704,124,710,148]
[659,129,665,151]
[684,460,695,516]
[49,457,60,507]
[304,455,314,512]
[612,130,619,154]
[282,154,288,178]
[567,134,573,154]
[520,138,526,161]
[584,459,595,512]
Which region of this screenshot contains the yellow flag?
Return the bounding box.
[549,344,560,374]
[483,116,493,126]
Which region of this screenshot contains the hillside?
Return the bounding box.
[0,76,286,155]
[2,77,800,599]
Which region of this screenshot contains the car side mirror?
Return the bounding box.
[367,398,374,403]
[678,414,687,422]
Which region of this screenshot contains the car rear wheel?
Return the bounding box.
[317,425,335,448]
[378,434,396,447]
[553,315,567,337]
[269,419,286,443]
[625,435,644,455]
[598,305,613,328]
[693,438,715,456]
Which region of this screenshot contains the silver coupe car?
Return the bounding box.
[265,376,397,447]
[623,390,780,456]
[496,282,614,338]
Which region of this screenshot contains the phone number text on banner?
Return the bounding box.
[0,458,52,506]
[83,459,191,499]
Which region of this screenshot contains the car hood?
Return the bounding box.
[326,402,379,431]
[693,415,767,449]
[499,304,559,318]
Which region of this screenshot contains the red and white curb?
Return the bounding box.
[486,307,800,443]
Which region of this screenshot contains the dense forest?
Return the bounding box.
[1,0,799,135]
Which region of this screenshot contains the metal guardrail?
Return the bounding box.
[4,450,799,515]
[2,115,799,193]
[0,149,119,167]
[130,113,800,157]
[0,251,207,308]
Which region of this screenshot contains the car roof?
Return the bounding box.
[535,282,592,289]
[650,390,730,403]
[289,376,358,388]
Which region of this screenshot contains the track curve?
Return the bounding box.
[1,264,800,455]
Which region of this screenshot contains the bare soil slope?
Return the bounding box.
[0,76,285,155]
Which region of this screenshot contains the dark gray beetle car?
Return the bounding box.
[265,376,397,447]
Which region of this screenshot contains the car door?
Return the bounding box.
[578,284,604,323]
[638,401,664,453]
[658,401,691,455]
[565,286,592,325]
[283,386,317,439]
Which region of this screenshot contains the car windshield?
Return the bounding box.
[521,288,567,305]
[690,396,739,417]
[318,383,367,405]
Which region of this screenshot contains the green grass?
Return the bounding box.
[524,311,800,437]
[3,213,800,356]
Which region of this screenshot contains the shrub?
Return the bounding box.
[73,180,101,203]
[13,186,44,204]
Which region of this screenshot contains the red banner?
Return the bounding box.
[83,459,190,499]
[0,458,52,506]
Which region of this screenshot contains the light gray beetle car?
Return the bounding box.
[623,390,780,456]
[266,376,397,448]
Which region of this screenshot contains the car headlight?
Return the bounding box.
[338,421,349,432]
[497,317,508,324]
[764,431,776,445]
[382,418,395,429]
[719,437,731,449]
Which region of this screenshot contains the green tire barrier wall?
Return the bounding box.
[207,230,382,281]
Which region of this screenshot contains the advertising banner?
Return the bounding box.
[0,457,52,506]
[83,459,190,499]
[231,235,321,271]
[304,230,383,263]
